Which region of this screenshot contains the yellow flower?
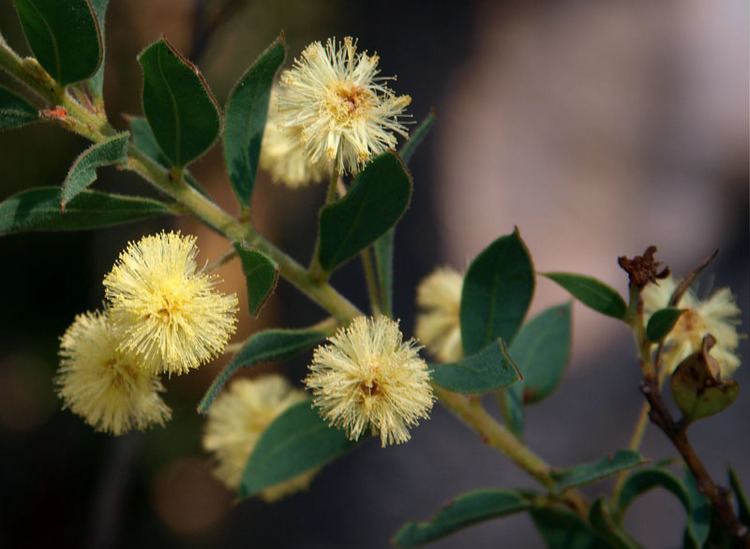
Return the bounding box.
[56,311,171,435]
[642,275,742,376]
[202,375,316,501]
[103,232,238,376]
[415,267,463,362]
[305,316,434,447]
[260,88,329,188]
[277,36,411,175]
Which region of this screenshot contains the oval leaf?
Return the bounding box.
[431,338,521,394]
[543,272,627,320]
[617,467,691,516]
[197,327,327,414]
[393,489,530,548]
[646,307,684,342]
[239,399,356,498]
[234,244,279,317]
[138,37,220,168]
[15,0,102,86]
[0,187,170,235]
[60,132,129,207]
[224,36,285,206]
[460,228,535,355]
[318,152,412,273]
[0,86,38,129]
[510,303,572,405]
[551,450,644,492]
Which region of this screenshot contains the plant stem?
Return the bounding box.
[308,168,340,282]
[360,247,382,315]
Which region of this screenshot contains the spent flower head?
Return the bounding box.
[277,36,411,175]
[305,316,434,447]
[56,311,171,435]
[103,231,238,376]
[643,275,742,377]
[415,267,464,362]
[203,375,316,501]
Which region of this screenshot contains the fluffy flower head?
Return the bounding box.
[415,267,464,362]
[103,232,238,376]
[277,36,411,174]
[305,316,434,447]
[56,311,171,435]
[642,275,742,377]
[203,375,315,501]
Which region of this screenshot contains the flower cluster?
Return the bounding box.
[415,267,464,362]
[56,232,238,435]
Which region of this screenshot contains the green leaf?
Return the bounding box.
[318,152,412,273]
[240,399,356,498]
[197,328,327,414]
[729,468,750,527]
[399,111,436,165]
[234,244,278,317]
[617,467,691,515]
[543,272,627,320]
[497,386,524,437]
[588,499,639,549]
[0,187,170,235]
[431,338,522,394]
[223,36,285,207]
[87,0,109,97]
[530,507,608,549]
[393,489,531,547]
[551,450,644,492]
[510,303,572,405]
[646,307,684,342]
[138,37,220,168]
[683,470,711,548]
[60,132,129,207]
[15,0,102,86]
[460,228,535,355]
[0,86,39,129]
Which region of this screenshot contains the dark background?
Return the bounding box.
[0,1,747,547]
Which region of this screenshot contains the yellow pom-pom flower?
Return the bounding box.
[56,311,171,435]
[203,375,316,501]
[415,267,464,362]
[103,232,238,376]
[277,36,411,175]
[305,316,434,447]
[642,275,742,376]
[260,88,329,188]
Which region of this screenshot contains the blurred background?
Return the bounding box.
[0,1,747,547]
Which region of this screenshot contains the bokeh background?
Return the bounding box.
[0,1,747,547]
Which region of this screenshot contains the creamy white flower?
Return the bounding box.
[415,267,463,362]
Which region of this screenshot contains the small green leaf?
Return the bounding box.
[87,0,110,97]
[510,303,572,405]
[460,228,535,355]
[15,0,102,86]
[0,86,39,129]
[393,489,531,547]
[497,387,524,437]
[543,272,627,320]
[588,499,639,549]
[197,328,327,414]
[0,187,170,235]
[60,132,129,207]
[138,37,220,168]
[617,467,691,515]
[728,468,750,527]
[646,307,684,342]
[431,338,522,394]
[234,244,278,317]
[240,399,356,498]
[399,111,436,165]
[551,450,644,492]
[318,152,412,273]
[530,507,607,549]
[224,36,285,206]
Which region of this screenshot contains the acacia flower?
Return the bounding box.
[642,275,742,377]
[56,311,171,435]
[277,36,411,175]
[203,375,316,501]
[305,316,434,447]
[415,267,464,362]
[103,232,238,376]
[260,88,329,188]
